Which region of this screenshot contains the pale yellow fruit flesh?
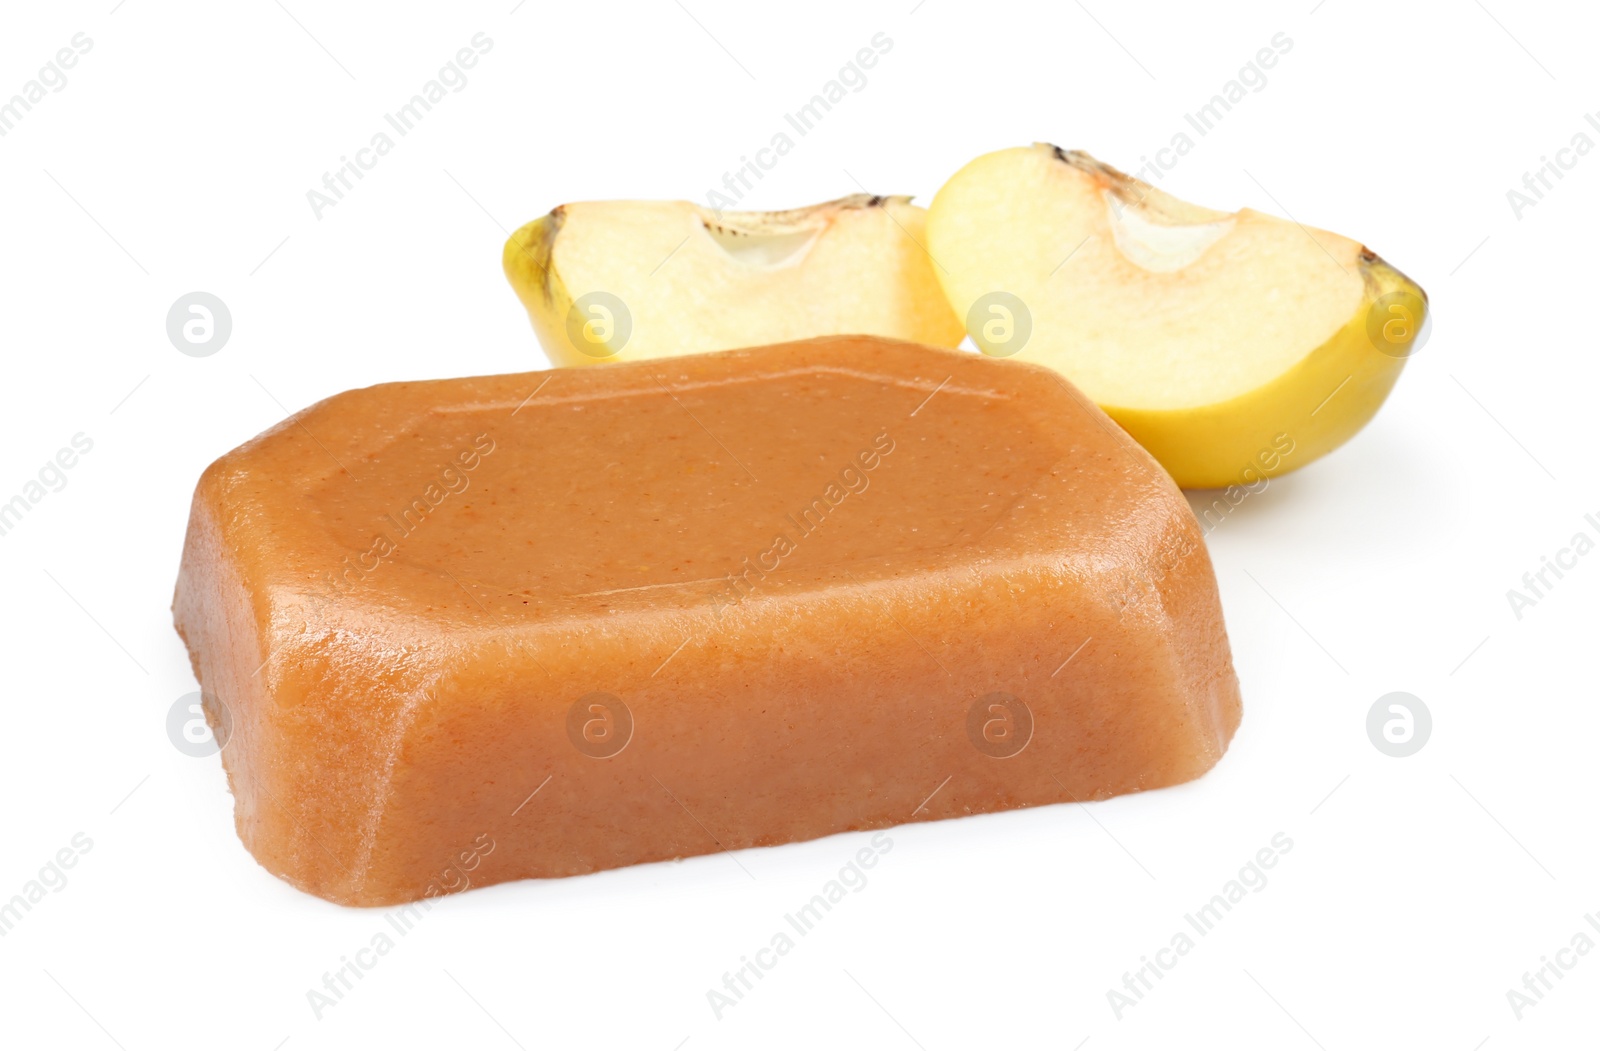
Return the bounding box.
[504,196,965,367]
[926,144,1428,488]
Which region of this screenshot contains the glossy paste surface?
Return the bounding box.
[172,336,1241,906]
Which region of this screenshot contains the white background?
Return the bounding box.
[1,0,1595,1047]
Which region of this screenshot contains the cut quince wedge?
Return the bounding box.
[926,144,1428,488]
[504,195,964,366]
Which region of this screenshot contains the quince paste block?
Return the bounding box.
[172,336,1241,906]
